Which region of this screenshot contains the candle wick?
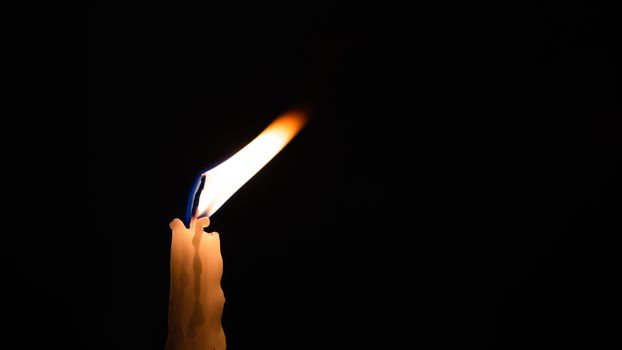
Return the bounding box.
[186,174,207,224]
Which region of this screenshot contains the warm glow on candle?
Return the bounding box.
[195,110,307,218]
[166,217,226,350]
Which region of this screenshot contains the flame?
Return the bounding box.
[193,110,307,218]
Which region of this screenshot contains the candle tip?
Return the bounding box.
[185,173,207,225]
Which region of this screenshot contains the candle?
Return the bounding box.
[165,111,307,350]
[166,217,225,350]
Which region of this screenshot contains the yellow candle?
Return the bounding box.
[165,217,226,350]
[164,111,307,349]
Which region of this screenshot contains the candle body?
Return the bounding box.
[166,217,226,350]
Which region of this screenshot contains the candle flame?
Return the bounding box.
[191,110,307,219]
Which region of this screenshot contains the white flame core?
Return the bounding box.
[196,111,306,217]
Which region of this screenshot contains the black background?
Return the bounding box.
[6,2,621,349]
